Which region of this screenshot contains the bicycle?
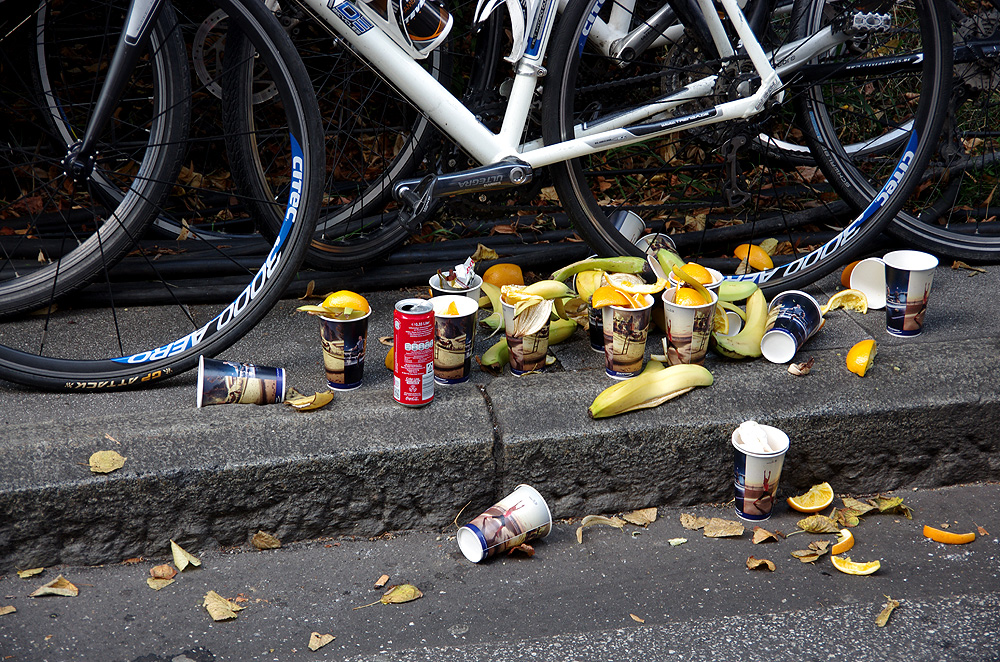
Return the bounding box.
[0,0,325,390]
[267,0,951,289]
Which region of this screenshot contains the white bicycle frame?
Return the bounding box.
[294,0,856,170]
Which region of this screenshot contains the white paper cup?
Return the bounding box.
[429,273,483,301]
[457,484,553,563]
[667,267,724,292]
[197,356,286,407]
[849,257,887,310]
[430,295,478,384]
[661,287,718,366]
[731,424,790,521]
[608,209,645,244]
[501,300,551,375]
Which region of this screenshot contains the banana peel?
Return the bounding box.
[589,362,713,419]
[480,319,577,370]
[712,288,767,359]
[551,256,647,282]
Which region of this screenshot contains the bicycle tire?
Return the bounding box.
[886,0,1000,260]
[542,0,952,294]
[227,3,447,270]
[1,0,190,316]
[0,0,324,390]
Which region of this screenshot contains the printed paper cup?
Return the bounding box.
[602,293,654,379]
[457,484,552,563]
[883,250,937,337]
[429,273,483,301]
[431,295,478,384]
[197,356,285,407]
[731,423,790,521]
[320,310,371,390]
[760,290,823,364]
[661,287,717,366]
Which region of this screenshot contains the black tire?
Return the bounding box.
[1,0,190,316]
[228,6,447,270]
[0,0,324,390]
[542,0,952,293]
[886,0,1000,260]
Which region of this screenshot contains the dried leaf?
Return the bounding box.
[622,508,658,527]
[29,575,78,597]
[875,596,900,627]
[703,518,744,538]
[576,515,626,543]
[978,525,989,536]
[285,391,334,411]
[791,540,831,563]
[0,606,15,616]
[747,556,775,571]
[833,509,862,528]
[203,591,244,621]
[251,531,282,550]
[788,358,814,376]
[381,584,423,605]
[668,538,688,546]
[309,633,335,651]
[89,450,125,474]
[797,515,841,534]
[871,495,913,519]
[951,260,986,275]
[752,527,779,544]
[841,497,876,516]
[298,280,316,300]
[150,564,177,580]
[17,568,44,579]
[471,244,500,261]
[146,578,175,591]
[630,613,645,623]
[170,540,201,571]
[508,543,535,557]
[680,513,710,530]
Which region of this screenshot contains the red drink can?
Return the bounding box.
[393,298,435,406]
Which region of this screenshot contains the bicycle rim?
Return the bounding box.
[0,0,323,390]
[543,0,952,294]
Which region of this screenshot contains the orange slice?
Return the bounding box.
[445,301,459,316]
[591,285,633,309]
[673,287,707,307]
[786,482,834,513]
[831,529,855,555]
[733,243,774,270]
[681,262,714,285]
[831,556,881,575]
[923,525,976,545]
[846,339,876,377]
[483,263,524,288]
[821,289,868,315]
[321,290,370,314]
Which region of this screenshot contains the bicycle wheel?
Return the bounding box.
[0,0,323,390]
[1,0,189,316]
[543,0,952,293]
[226,3,449,271]
[886,0,1000,260]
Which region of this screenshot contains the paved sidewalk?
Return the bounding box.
[2,264,999,571]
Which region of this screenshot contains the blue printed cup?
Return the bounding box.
[197,356,286,407]
[759,290,823,364]
[732,423,790,521]
[884,250,937,337]
[320,310,370,390]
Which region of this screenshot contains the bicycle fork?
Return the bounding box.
[62,0,165,183]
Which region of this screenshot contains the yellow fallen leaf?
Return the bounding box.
[17,568,44,579]
[751,527,780,544]
[703,518,744,538]
[354,584,424,610]
[309,632,335,651]
[630,614,645,623]
[150,564,177,580]
[471,244,499,261]
[170,540,201,571]
[251,531,282,550]
[876,595,900,627]
[89,450,126,473]
[298,280,317,299]
[796,514,841,534]
[29,575,78,597]
[203,590,243,621]
[0,606,15,616]
[747,556,776,571]
[680,514,709,530]
[146,578,175,591]
[576,515,626,543]
[622,508,658,527]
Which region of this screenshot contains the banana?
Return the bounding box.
[479,281,505,334]
[481,339,510,369]
[551,256,647,282]
[521,279,575,300]
[589,363,713,419]
[712,288,767,359]
[548,318,578,345]
[717,280,759,302]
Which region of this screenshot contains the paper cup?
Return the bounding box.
[457,484,552,563]
[608,209,645,244]
[197,356,285,407]
[635,232,677,257]
[661,287,717,366]
[731,424,789,521]
[667,267,724,292]
[602,293,654,379]
[431,295,478,384]
[883,250,937,337]
[588,297,605,352]
[501,300,551,375]
[320,310,371,390]
[849,257,887,310]
[429,273,483,301]
[760,290,823,364]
